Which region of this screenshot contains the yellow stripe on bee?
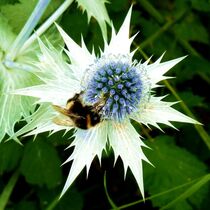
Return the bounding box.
[66,101,74,110]
[87,114,92,129]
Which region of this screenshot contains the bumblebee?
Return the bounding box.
[52,92,104,129]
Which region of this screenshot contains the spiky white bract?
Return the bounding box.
[14,7,199,198]
[76,0,111,40]
[61,121,108,197]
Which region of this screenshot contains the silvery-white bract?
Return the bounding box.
[14,7,199,198]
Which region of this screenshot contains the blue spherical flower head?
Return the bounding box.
[83,55,149,122]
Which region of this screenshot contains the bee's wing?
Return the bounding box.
[52,105,69,116]
[53,116,75,127]
[52,105,75,127]
[52,104,85,119]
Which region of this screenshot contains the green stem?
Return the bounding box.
[198,72,210,84]
[139,124,154,142]
[160,174,210,210]
[176,37,201,57]
[19,0,74,54]
[45,195,60,210]
[6,0,51,61]
[140,20,173,49]
[140,10,187,50]
[3,60,35,72]
[164,80,210,150]
[0,170,20,210]
[138,0,164,23]
[112,175,203,210]
[104,172,119,209]
[135,46,210,150]
[138,0,210,85]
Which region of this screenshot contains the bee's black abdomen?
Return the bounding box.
[70,101,86,116]
[71,112,100,129]
[89,112,101,126]
[73,108,101,129]
[66,93,102,129]
[74,117,89,129]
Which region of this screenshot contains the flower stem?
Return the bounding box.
[112,175,204,210]
[138,0,164,24]
[140,20,173,49]
[0,169,20,210]
[139,0,200,56]
[19,0,74,54]
[104,172,119,209]
[160,173,210,210]
[137,0,210,85]
[45,195,60,210]
[3,60,35,72]
[164,80,210,150]
[6,0,52,61]
[140,9,186,49]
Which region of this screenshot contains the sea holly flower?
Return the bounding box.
[14,8,199,198]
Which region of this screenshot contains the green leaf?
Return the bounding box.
[138,17,183,57]
[0,0,19,6]
[0,13,15,52]
[86,22,104,54]
[178,91,205,108]
[60,7,88,44]
[20,138,62,188]
[0,141,23,174]
[174,13,209,44]
[161,174,210,210]
[191,0,210,12]
[139,17,160,38]
[37,187,83,210]
[15,201,38,210]
[174,0,190,13]
[0,0,63,33]
[55,188,83,210]
[107,0,128,12]
[144,136,208,210]
[167,91,205,110]
[0,169,19,210]
[76,0,110,39]
[178,126,210,162]
[173,56,210,84]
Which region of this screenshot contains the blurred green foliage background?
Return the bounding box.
[0,0,210,209]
